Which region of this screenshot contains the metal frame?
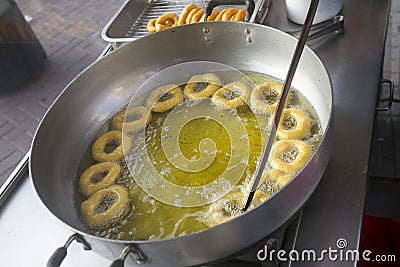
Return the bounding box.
[100,0,269,47]
[0,152,29,208]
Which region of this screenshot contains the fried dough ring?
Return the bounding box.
[277,109,312,140]
[201,9,219,22]
[250,81,291,114]
[232,8,246,21]
[146,18,157,33]
[222,8,238,21]
[254,190,271,203]
[215,9,227,21]
[178,3,198,26]
[81,185,130,228]
[186,7,200,24]
[184,73,222,99]
[267,168,295,188]
[211,81,251,109]
[79,162,121,197]
[112,106,152,133]
[92,131,131,162]
[155,13,178,32]
[190,8,205,23]
[205,188,269,227]
[206,190,244,227]
[272,140,313,173]
[145,84,184,113]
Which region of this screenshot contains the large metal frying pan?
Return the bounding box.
[30,21,333,266]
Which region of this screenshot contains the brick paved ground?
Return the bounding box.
[0,0,399,185]
[0,0,123,184]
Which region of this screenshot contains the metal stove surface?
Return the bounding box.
[0,175,109,266]
[0,174,286,266]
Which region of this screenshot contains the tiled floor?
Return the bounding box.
[0,0,399,186]
[0,0,123,184]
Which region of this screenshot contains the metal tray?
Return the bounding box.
[101,0,269,48]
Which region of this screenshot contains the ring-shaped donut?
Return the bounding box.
[79,162,121,197]
[232,8,246,21]
[206,189,244,227]
[145,84,184,113]
[190,8,205,23]
[222,8,238,21]
[80,185,130,228]
[211,81,251,109]
[146,18,157,33]
[271,140,313,173]
[92,131,131,162]
[254,189,271,203]
[164,19,175,27]
[267,168,295,188]
[184,73,222,99]
[186,7,200,24]
[178,3,197,26]
[250,81,291,114]
[277,108,312,140]
[215,9,227,21]
[201,9,219,21]
[205,188,269,227]
[112,106,152,133]
[155,13,178,32]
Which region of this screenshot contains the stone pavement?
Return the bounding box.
[0,0,123,184]
[0,0,400,185]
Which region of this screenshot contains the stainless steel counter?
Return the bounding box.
[266,0,390,266]
[0,0,391,266]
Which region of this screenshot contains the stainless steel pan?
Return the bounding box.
[30,20,333,266]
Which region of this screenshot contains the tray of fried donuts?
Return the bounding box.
[102,0,267,45]
[147,0,253,34]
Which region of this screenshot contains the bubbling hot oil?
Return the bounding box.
[75,71,323,240]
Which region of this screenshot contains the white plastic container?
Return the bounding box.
[285,0,342,25]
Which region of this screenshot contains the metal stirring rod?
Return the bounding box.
[242,0,320,211]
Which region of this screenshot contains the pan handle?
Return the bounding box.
[205,0,256,22]
[377,78,394,111]
[46,234,91,267]
[289,15,344,41]
[109,245,146,266]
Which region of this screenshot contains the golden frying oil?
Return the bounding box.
[75,71,322,240]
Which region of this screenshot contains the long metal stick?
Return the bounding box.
[0,152,29,208]
[243,0,320,211]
